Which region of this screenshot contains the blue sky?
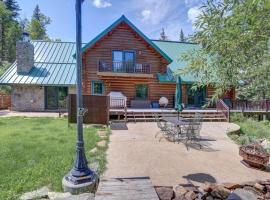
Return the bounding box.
[17,0,202,42]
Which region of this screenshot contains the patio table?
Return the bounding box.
[162,116,190,142]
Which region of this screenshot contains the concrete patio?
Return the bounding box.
[104,122,269,186]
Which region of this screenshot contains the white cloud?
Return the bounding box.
[141,10,151,21]
[187,6,201,27]
[92,0,112,8]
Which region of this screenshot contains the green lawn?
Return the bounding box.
[0,117,109,200]
[229,113,270,150]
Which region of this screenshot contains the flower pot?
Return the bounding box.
[239,143,269,169]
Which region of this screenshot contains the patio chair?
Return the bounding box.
[184,113,203,149]
[154,113,177,141]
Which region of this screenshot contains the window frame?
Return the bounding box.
[91,80,105,95]
[135,84,148,100]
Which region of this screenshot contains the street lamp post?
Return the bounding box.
[62,0,98,194]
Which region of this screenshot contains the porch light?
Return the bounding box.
[62,0,99,194]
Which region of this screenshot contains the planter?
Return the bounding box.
[239,143,269,169]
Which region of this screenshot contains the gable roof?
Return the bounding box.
[0,41,80,86]
[81,15,173,63]
[152,40,201,83]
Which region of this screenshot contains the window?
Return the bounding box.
[92,81,104,95]
[135,84,148,100]
[112,50,135,72]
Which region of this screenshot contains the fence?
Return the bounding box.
[231,99,269,112]
[68,94,109,125]
[0,93,11,109]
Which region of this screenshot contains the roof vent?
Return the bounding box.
[16,32,34,74]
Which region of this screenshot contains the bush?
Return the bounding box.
[0,61,11,94]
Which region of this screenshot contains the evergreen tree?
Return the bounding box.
[27,5,51,40]
[180,29,185,42]
[4,0,20,19]
[159,28,168,41]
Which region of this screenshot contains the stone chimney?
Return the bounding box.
[16,32,34,74]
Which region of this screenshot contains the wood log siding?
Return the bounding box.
[82,22,168,96]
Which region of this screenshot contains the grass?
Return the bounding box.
[229,113,270,150]
[0,117,109,200]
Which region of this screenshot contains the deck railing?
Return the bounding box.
[231,99,269,112]
[217,99,230,122]
[98,60,151,74]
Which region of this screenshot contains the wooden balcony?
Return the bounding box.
[97,61,153,78]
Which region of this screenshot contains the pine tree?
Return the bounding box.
[27,5,51,40]
[159,28,168,41]
[4,0,20,19]
[180,29,185,42]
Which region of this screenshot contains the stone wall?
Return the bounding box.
[11,85,44,111]
[16,41,34,74]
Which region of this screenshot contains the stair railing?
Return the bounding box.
[216,99,230,122]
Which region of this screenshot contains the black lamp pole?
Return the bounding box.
[63,0,98,193]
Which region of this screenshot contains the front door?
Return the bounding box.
[45,87,58,110]
[45,87,68,110]
[187,85,206,108]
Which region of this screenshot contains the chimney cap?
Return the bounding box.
[22,32,30,42]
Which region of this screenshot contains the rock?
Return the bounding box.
[172,197,187,200]
[89,161,99,172]
[223,182,242,190]
[97,130,107,137]
[97,140,106,147]
[155,187,174,200]
[266,185,270,192]
[259,180,270,185]
[173,185,188,197]
[48,192,71,199]
[58,193,94,200]
[254,183,266,193]
[243,186,262,196]
[241,181,256,187]
[89,147,97,154]
[210,185,230,199]
[199,183,213,193]
[205,196,214,200]
[20,186,50,200]
[227,188,257,200]
[184,191,197,200]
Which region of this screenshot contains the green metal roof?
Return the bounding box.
[152,40,201,83]
[0,41,79,86]
[81,15,173,63]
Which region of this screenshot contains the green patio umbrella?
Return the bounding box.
[175,75,183,119]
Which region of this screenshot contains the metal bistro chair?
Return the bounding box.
[184,113,203,149]
[154,113,176,141]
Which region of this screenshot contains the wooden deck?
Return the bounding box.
[110,108,228,122]
[95,177,159,200]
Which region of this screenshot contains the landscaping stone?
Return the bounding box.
[48,192,71,199]
[173,185,188,197]
[97,140,106,147]
[254,183,265,193]
[210,185,230,199]
[50,193,94,200]
[89,147,97,154]
[20,186,50,200]
[155,187,174,200]
[89,161,99,173]
[184,191,197,200]
[227,188,257,200]
[223,183,242,190]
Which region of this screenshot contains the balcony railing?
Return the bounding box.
[98,60,151,74]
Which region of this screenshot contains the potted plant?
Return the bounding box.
[239,142,270,169]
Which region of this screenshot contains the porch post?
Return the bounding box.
[62,0,98,194]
